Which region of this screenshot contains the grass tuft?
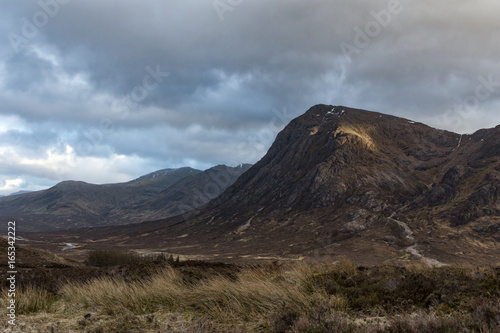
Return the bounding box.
[3,259,499,332]
[1,285,56,315]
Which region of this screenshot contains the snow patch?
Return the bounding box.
[453,134,463,151]
[322,107,345,120]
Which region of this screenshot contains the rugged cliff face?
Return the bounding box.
[28,105,500,265]
[210,105,459,219]
[195,105,498,231]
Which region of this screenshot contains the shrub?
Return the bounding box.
[84,249,175,267]
[84,250,142,267]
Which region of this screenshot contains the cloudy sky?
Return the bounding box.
[1,0,499,195]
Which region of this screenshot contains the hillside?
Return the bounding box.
[0,165,250,232]
[0,237,73,268]
[0,167,200,231]
[128,164,252,221]
[27,105,500,265]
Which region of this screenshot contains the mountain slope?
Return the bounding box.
[29,105,500,265]
[0,237,74,268]
[105,164,252,224]
[0,168,201,231]
[1,166,251,232]
[129,164,252,221]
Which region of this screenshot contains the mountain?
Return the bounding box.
[124,164,252,222]
[27,105,500,266]
[1,165,251,232]
[0,167,201,231]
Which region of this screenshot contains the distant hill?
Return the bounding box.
[119,164,252,222]
[0,190,33,198]
[0,165,250,232]
[9,190,33,196]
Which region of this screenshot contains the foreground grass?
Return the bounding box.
[1,259,499,332]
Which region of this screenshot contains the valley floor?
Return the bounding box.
[1,258,500,332]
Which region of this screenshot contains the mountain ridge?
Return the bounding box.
[0,165,250,232]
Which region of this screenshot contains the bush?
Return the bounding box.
[84,250,175,267]
[84,250,142,267]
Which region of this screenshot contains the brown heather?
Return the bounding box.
[1,259,499,332]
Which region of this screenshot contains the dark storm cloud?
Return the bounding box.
[36,0,500,127]
[1,0,500,194]
[20,0,348,124]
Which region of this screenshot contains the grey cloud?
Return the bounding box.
[1,0,500,193]
[3,50,55,91]
[0,128,59,152]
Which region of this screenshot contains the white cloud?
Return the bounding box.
[0,178,24,194]
[0,115,29,134]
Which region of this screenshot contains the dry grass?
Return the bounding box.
[60,263,339,323]
[1,259,499,332]
[1,285,56,315]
